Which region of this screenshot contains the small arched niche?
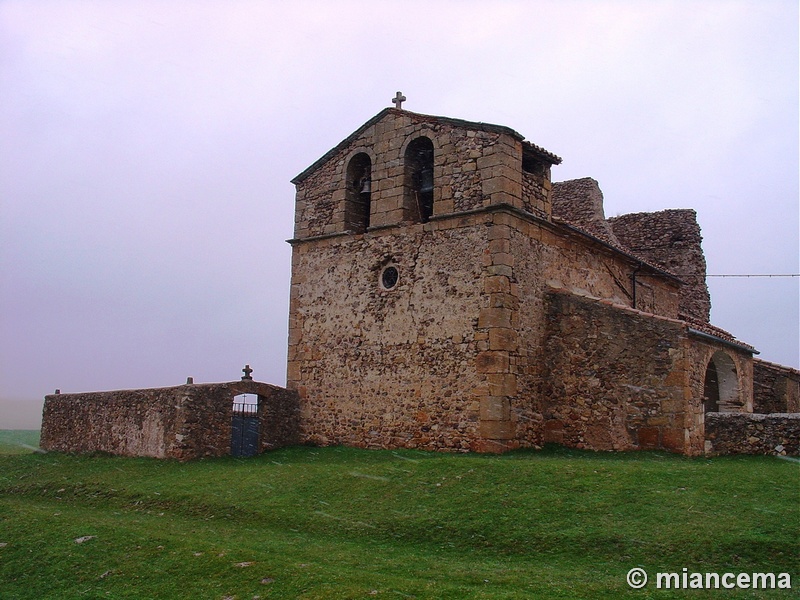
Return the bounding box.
[404,136,434,222]
[703,351,739,412]
[345,152,372,233]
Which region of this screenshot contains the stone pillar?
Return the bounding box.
[474,215,520,451]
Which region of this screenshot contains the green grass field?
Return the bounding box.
[0,442,797,599]
[0,430,40,455]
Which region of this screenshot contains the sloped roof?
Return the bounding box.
[684,317,758,354]
[291,108,562,184]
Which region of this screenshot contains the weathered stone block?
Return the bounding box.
[487,373,517,396]
[485,264,513,277]
[488,238,510,254]
[479,419,515,440]
[477,153,513,170]
[476,351,510,374]
[482,176,518,197]
[488,328,517,351]
[491,252,514,267]
[484,275,510,294]
[435,199,454,215]
[480,396,511,421]
[478,307,512,329]
[287,361,301,382]
[662,428,685,451]
[637,427,660,447]
[488,224,512,240]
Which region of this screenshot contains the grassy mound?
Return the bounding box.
[0,445,797,598]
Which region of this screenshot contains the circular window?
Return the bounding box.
[380,265,399,290]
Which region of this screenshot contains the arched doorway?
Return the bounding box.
[703,351,738,412]
[231,393,260,457]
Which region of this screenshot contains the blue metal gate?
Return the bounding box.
[231,401,260,457]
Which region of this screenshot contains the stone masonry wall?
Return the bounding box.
[41,387,183,458]
[539,289,698,454]
[501,210,682,449]
[521,170,552,218]
[753,359,800,413]
[40,381,299,460]
[609,209,711,323]
[287,216,490,451]
[704,413,800,455]
[288,203,686,454]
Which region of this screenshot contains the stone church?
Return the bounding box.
[284,100,797,455]
[40,100,799,459]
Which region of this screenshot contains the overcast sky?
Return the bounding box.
[1,0,798,428]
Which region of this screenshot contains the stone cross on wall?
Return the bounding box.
[242,364,253,380]
[392,91,406,109]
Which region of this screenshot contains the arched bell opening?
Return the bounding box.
[345,152,372,233]
[404,136,434,223]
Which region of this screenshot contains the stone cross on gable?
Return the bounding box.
[392,91,406,109]
[242,364,253,380]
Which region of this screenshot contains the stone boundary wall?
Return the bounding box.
[704,413,800,456]
[753,359,800,414]
[40,380,300,460]
[539,289,698,454]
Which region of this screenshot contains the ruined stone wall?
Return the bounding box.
[550,181,701,320]
[753,359,800,413]
[256,383,303,452]
[40,381,299,460]
[287,215,490,451]
[502,208,680,320]
[538,289,698,453]
[609,209,710,323]
[551,178,621,246]
[704,413,800,455]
